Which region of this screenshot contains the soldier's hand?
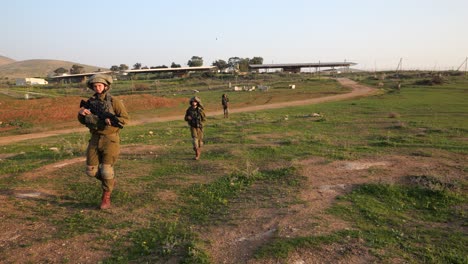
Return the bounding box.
[79,108,91,116]
[105,118,112,126]
[186,116,192,120]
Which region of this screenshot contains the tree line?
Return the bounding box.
[53,56,263,76]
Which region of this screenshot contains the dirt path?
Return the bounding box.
[0,78,378,146]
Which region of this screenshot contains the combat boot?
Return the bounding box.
[100,191,111,210]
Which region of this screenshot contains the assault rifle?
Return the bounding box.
[80,100,124,129]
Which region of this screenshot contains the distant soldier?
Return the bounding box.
[184,96,206,160]
[221,93,229,118]
[78,74,129,210]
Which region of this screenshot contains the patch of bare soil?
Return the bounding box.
[201,153,467,264]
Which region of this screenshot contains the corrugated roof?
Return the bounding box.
[249,62,357,69]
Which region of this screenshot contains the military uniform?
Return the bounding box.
[221,94,229,118]
[184,96,206,160]
[78,74,129,209]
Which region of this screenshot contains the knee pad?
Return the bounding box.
[86,165,98,177]
[100,164,115,179]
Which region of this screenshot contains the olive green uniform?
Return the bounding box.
[78,85,129,193]
[184,97,206,159]
[221,94,229,118]
[185,106,206,148]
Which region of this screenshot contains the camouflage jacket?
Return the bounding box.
[184,106,206,128]
[78,93,129,135]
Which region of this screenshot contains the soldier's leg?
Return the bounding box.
[100,164,115,192]
[190,127,200,160]
[86,134,101,179]
[97,134,120,210]
[198,128,204,148]
[195,128,203,160]
[99,134,120,193]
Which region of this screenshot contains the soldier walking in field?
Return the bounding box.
[221,93,229,118]
[184,96,206,160]
[78,74,129,210]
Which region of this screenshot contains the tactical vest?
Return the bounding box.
[89,94,115,115]
[187,108,203,128]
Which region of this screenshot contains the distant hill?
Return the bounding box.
[0,59,107,78]
[0,55,16,66]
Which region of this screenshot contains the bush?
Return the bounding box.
[431,75,444,85]
[414,79,433,86]
[134,83,150,91]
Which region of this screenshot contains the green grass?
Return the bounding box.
[106,221,210,264]
[255,182,466,263]
[181,167,299,224]
[328,182,467,263]
[1,72,467,263]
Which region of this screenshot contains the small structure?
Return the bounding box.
[16,78,48,86]
[258,85,269,91]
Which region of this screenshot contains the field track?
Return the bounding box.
[0,78,378,146]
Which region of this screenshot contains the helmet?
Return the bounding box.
[189,96,201,104]
[87,74,113,89]
[189,96,203,108]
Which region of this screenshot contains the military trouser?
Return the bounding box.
[85,133,120,192]
[190,126,204,149]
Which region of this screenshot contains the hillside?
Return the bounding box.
[0,55,16,66]
[0,59,107,78]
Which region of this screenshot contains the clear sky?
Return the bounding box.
[2,0,467,70]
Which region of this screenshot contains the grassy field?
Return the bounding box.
[0,72,466,263]
[0,74,345,135]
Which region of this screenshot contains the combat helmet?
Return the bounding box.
[189,96,203,108]
[87,74,113,90]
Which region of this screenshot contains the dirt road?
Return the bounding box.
[0,78,378,146]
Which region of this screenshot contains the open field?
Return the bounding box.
[0,73,467,263]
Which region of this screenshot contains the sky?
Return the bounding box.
[1,0,467,71]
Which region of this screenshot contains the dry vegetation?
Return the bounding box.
[0,94,185,132]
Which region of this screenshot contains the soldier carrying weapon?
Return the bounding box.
[78,74,129,210]
[184,96,206,160]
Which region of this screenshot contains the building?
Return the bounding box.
[16,78,48,86]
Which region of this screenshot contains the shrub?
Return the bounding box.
[134,83,150,91]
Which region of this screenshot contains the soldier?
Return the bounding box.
[184,96,206,160]
[78,74,129,210]
[221,93,229,118]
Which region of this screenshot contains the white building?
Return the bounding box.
[16,78,48,86]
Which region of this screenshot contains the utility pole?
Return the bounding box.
[456,57,467,76]
[395,58,403,73]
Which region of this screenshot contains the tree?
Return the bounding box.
[70,64,85,74]
[133,63,142,70]
[212,60,228,71]
[238,58,250,72]
[187,56,203,67]
[54,67,68,75]
[250,56,263,65]
[151,65,168,69]
[119,64,129,71]
[228,57,241,72]
[171,62,181,68]
[110,65,120,72]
